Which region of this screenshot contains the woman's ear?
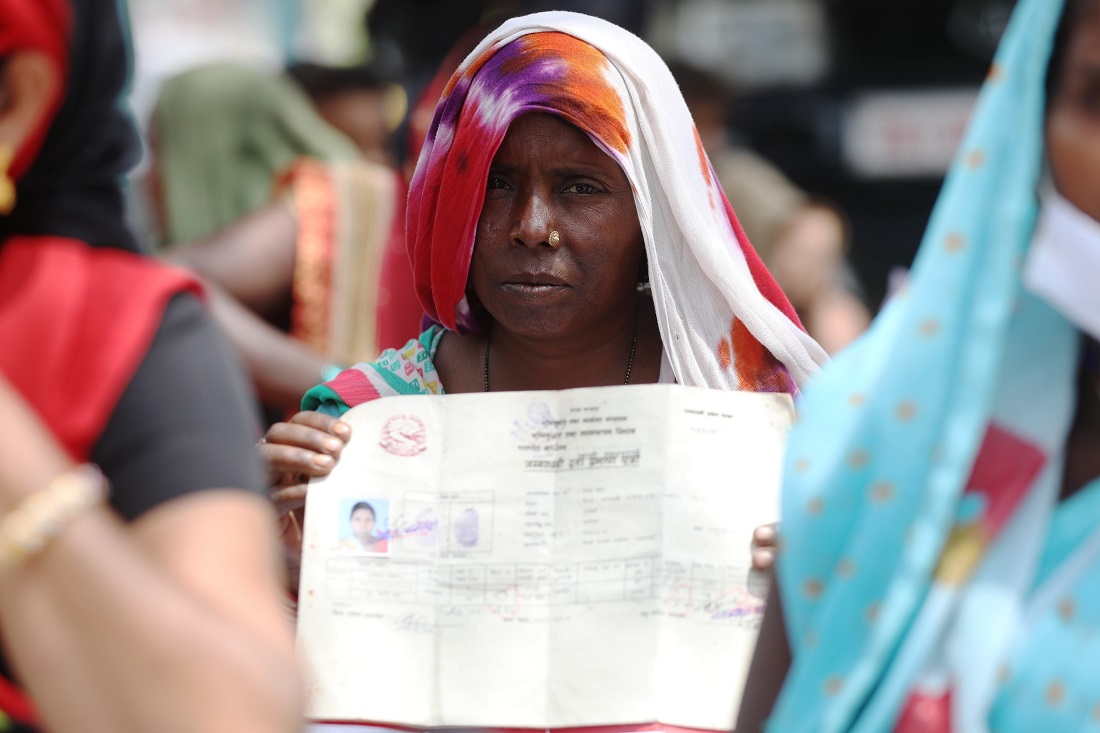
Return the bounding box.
[0,50,61,166]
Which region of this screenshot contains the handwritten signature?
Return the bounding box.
[393,612,432,634]
[375,518,440,541]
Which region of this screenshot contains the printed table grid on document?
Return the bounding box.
[322,557,747,607]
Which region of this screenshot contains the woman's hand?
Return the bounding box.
[751,523,778,572]
[258,411,350,585]
[260,411,352,515]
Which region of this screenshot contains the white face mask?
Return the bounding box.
[1023,188,1100,341]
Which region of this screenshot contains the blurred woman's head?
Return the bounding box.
[0,0,146,252]
[0,21,64,184]
[767,202,849,310]
[1047,0,1100,220]
[286,62,405,166]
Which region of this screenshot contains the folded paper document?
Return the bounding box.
[298,384,793,730]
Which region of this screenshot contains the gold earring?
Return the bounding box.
[0,146,16,216]
[548,230,561,247]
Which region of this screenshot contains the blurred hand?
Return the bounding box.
[751,523,778,572]
[258,411,351,582]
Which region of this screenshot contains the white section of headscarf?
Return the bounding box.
[1024,188,1100,342]
[460,12,827,390]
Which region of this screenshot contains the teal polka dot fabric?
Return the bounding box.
[765,0,1100,730]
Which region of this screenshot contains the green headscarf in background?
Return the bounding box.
[152,62,360,247]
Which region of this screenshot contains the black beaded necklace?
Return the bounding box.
[482,313,640,392]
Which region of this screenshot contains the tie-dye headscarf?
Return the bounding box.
[406,12,826,393]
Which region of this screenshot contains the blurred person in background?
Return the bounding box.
[738,0,1100,729]
[150,62,422,418]
[0,0,301,730]
[768,201,870,355]
[149,62,360,248]
[286,62,406,168]
[671,60,807,268]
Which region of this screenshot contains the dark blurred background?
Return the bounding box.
[646,0,1014,308]
[128,0,1018,311]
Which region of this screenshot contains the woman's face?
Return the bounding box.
[468,113,644,340]
[350,508,375,539]
[1047,6,1100,221]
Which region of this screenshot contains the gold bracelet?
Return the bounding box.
[0,464,109,570]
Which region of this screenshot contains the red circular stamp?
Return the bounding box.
[379,415,427,457]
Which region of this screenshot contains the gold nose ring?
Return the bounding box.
[548,230,561,247]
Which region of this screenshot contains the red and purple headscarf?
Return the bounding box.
[406,12,826,394]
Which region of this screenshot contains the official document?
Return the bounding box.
[297,384,793,730]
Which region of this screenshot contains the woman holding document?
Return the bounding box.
[261,13,826,573]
